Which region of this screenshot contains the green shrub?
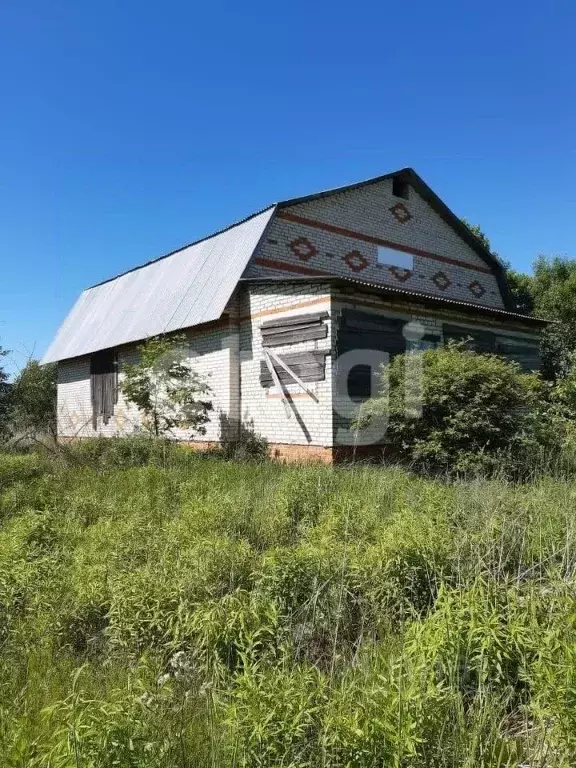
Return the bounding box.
[359,344,557,476]
[216,421,270,462]
[223,663,326,767]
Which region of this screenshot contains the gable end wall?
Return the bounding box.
[244,178,504,308]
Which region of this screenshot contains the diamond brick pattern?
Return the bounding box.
[343,250,369,272]
[389,202,412,223]
[432,271,451,291]
[388,266,412,282]
[289,237,318,262]
[468,279,486,299]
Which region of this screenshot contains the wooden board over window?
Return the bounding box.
[444,324,540,371]
[260,311,329,347]
[90,349,118,429]
[260,350,329,388]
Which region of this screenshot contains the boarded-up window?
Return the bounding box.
[90,350,118,429]
[260,312,329,347]
[443,324,496,354]
[495,335,541,371]
[260,350,329,388]
[444,324,541,371]
[336,310,407,400]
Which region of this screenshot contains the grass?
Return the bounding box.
[0,438,575,766]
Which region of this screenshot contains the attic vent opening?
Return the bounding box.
[90,349,118,430]
[392,177,409,200]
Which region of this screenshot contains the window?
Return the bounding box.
[495,335,541,372]
[346,364,374,400]
[90,349,118,429]
[377,246,414,271]
[336,310,407,401]
[392,176,409,199]
[443,324,495,354]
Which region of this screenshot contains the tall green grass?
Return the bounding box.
[0,438,575,766]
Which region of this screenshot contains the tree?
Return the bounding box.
[0,344,11,440]
[461,218,495,254]
[462,220,576,378]
[504,269,535,316]
[516,256,576,379]
[120,334,212,438]
[10,360,57,438]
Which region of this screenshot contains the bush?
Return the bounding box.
[9,360,57,439]
[358,344,558,476]
[215,416,270,462]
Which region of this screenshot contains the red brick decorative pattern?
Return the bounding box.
[388,266,412,282]
[468,280,486,298]
[277,211,493,275]
[432,271,451,291]
[289,236,318,262]
[343,250,369,272]
[389,202,412,223]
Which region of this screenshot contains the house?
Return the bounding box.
[43,168,547,462]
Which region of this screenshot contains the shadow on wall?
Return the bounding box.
[218,412,269,460]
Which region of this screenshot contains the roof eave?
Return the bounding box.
[239,276,549,327]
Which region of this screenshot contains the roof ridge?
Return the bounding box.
[86,203,278,290]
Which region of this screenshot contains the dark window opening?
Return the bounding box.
[90,349,118,430]
[392,177,410,199]
[346,364,373,401]
[336,310,408,402]
[443,324,496,354]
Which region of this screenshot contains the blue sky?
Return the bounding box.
[1,0,575,375]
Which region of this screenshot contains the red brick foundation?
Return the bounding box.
[57,436,389,465]
[183,440,334,463]
[188,440,389,464]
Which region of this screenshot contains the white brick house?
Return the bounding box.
[43,169,546,462]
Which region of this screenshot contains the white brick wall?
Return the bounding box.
[57,320,240,443]
[239,282,333,447]
[57,356,93,437]
[56,285,539,452]
[244,177,504,308]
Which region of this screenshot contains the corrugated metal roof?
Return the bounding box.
[239,276,550,327]
[43,167,528,364]
[42,206,276,363]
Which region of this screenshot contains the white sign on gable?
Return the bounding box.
[377,246,414,271]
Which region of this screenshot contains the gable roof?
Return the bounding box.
[42,206,275,363]
[42,168,515,364]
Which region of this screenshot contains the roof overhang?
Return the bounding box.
[239,276,549,328]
